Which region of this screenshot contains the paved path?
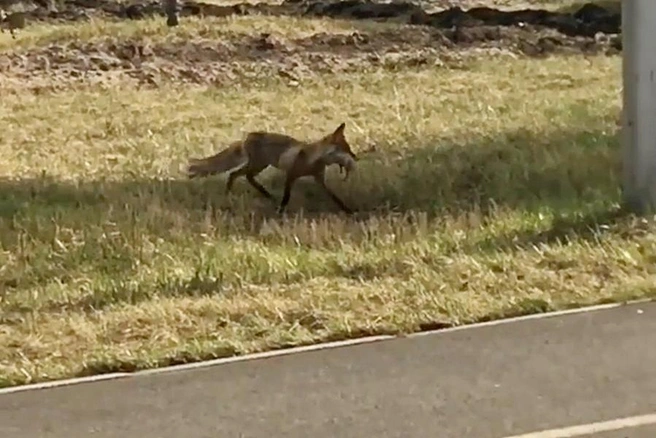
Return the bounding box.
[1,302,655,438]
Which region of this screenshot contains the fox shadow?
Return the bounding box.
[0,125,623,243]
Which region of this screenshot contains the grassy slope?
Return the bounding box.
[0,12,652,388]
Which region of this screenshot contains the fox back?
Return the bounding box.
[240,132,305,171]
[242,123,357,176]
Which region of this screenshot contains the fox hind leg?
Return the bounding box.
[226,164,275,200]
[225,167,247,193]
[246,173,275,200]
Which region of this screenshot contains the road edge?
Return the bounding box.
[1,298,652,396]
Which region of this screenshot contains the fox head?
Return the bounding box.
[324,122,357,161]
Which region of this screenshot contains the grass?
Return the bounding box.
[0,10,652,388]
[0,15,365,50]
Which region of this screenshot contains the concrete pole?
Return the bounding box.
[622,0,656,213]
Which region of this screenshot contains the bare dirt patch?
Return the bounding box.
[0,24,620,89]
[1,1,622,89]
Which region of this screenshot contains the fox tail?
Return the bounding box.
[187,142,248,179]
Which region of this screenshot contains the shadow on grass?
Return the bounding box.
[0,124,621,237]
[474,205,636,255]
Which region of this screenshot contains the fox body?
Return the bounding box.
[187,122,358,214]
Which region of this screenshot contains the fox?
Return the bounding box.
[187,122,358,214]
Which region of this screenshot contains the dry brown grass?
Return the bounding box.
[0,14,361,50]
[0,9,651,389]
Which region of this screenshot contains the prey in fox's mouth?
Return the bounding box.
[320,147,357,181]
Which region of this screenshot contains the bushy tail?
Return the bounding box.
[187,141,248,179]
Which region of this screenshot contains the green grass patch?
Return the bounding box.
[0,32,649,388]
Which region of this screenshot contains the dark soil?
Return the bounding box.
[27,0,621,42]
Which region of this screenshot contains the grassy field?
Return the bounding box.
[0,2,652,388]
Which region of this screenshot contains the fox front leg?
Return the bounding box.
[278,175,299,214]
[313,172,353,215]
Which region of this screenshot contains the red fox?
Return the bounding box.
[187,123,358,214]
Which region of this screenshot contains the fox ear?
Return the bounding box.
[332,122,346,139]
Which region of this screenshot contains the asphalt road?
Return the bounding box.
[578,425,656,438]
[1,302,655,438]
